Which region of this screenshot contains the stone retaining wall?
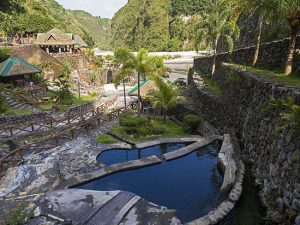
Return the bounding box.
[190,62,300,225]
[0,113,50,127]
[195,36,300,73]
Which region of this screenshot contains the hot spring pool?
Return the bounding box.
[97,142,193,166]
[78,142,223,223]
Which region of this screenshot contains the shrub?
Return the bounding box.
[0,47,12,62]
[96,134,117,144]
[150,124,166,135]
[0,95,8,113]
[5,202,32,225]
[120,115,148,127]
[183,114,202,132]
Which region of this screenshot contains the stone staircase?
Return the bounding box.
[4,93,41,113]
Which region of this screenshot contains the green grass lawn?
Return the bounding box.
[111,118,188,142]
[232,64,300,88]
[1,107,33,116]
[38,101,53,111]
[38,94,94,112]
[96,134,118,144]
[199,73,223,97]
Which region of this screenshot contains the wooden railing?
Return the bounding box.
[0,96,118,139]
[0,100,138,173]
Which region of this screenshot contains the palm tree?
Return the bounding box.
[236,0,300,71]
[115,48,164,116]
[148,77,183,121]
[195,0,240,82]
[114,68,133,109]
[272,1,300,75]
[234,0,265,66]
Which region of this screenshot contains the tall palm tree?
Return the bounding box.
[231,0,266,66]
[236,0,300,71]
[272,0,300,75]
[195,0,240,82]
[113,48,135,109]
[113,68,132,109]
[116,48,164,116]
[148,77,183,121]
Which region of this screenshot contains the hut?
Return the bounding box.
[35,29,87,55]
[12,45,62,81]
[0,56,42,85]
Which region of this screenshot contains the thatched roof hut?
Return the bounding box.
[35,28,87,54]
[0,56,41,77]
[12,45,62,80]
[35,29,76,46]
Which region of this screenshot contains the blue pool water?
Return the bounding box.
[79,142,223,223]
[97,143,193,166]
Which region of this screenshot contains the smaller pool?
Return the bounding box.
[97,142,193,166]
[79,142,222,222]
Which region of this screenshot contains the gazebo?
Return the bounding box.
[0,56,42,84]
[35,29,87,55]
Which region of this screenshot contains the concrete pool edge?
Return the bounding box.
[56,134,244,225]
[187,134,245,225]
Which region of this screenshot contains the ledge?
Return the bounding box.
[163,135,223,161]
[187,134,245,225]
[56,156,162,189]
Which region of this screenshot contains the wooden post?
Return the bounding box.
[31,124,34,132]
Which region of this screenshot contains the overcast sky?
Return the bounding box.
[55,0,128,18]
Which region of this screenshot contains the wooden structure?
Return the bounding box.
[0,99,138,172]
[35,29,87,55]
[0,56,42,84]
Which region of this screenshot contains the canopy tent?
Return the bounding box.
[128,79,159,98]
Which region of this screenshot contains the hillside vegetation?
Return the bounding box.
[68,10,111,49]
[110,0,201,51]
[0,0,111,48]
[110,0,291,51]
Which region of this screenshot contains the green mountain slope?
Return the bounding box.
[110,0,290,51]
[68,10,111,49]
[110,0,202,51]
[0,0,111,48]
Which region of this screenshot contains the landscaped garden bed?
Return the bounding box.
[109,113,188,142]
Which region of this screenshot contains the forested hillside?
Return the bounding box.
[110,0,291,51]
[110,0,202,51]
[68,10,111,49]
[0,0,111,48]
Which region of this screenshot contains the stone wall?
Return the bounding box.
[0,113,50,127]
[195,36,300,73]
[189,63,300,225]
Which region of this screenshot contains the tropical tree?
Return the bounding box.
[116,48,164,116]
[148,76,183,121]
[113,48,135,109]
[272,0,300,75]
[53,77,71,103]
[236,0,300,71]
[195,0,240,81]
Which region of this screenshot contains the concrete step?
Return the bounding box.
[85,192,139,225]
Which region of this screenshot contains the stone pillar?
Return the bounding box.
[59,47,61,54]
[46,46,49,54]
